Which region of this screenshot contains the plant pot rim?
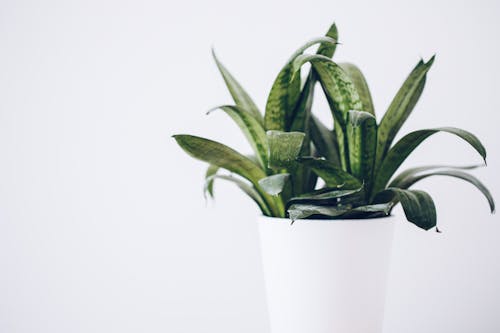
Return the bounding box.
[258,214,396,223]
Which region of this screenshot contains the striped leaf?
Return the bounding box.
[207,105,269,170]
[173,135,266,184]
[371,127,487,197]
[339,62,375,116]
[347,110,377,191]
[212,50,263,124]
[375,56,435,170]
[267,131,305,169]
[264,37,337,131]
[291,54,363,169]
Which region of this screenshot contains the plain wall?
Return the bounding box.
[0,0,499,332]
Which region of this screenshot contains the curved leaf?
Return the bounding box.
[389,164,481,188]
[291,54,363,169]
[204,164,220,199]
[309,115,341,166]
[347,111,377,189]
[382,188,437,230]
[258,173,290,195]
[265,37,338,131]
[290,23,339,132]
[376,56,435,170]
[288,203,351,221]
[173,134,266,185]
[316,22,339,58]
[205,174,271,216]
[212,50,263,124]
[207,105,269,169]
[298,157,362,189]
[392,169,495,213]
[286,186,364,208]
[372,127,487,196]
[291,54,363,125]
[267,131,305,169]
[339,62,375,116]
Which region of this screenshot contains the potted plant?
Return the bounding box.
[173,22,495,333]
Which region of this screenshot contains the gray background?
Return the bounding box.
[0,0,499,332]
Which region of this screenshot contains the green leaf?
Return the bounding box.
[258,173,290,195]
[309,115,341,166]
[316,22,339,58]
[298,157,362,189]
[286,186,364,208]
[173,134,266,185]
[375,56,435,170]
[212,50,263,124]
[289,23,339,132]
[264,37,338,131]
[291,54,363,169]
[371,127,487,197]
[204,164,220,199]
[381,188,437,230]
[207,105,269,170]
[391,169,495,213]
[347,110,377,190]
[205,174,272,216]
[267,131,305,169]
[288,203,351,221]
[339,63,375,116]
[291,54,363,126]
[389,164,481,188]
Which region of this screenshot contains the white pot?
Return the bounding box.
[258,215,395,333]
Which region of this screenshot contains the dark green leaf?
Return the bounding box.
[298,157,362,189]
[267,131,305,169]
[375,57,435,170]
[382,188,437,230]
[291,54,363,170]
[173,134,266,185]
[212,50,263,124]
[392,169,495,213]
[309,115,341,166]
[265,37,337,131]
[207,105,269,169]
[288,203,351,221]
[389,164,481,188]
[205,174,271,216]
[291,54,363,126]
[347,110,377,189]
[339,63,375,116]
[286,186,364,208]
[372,127,487,196]
[316,22,338,58]
[258,173,290,196]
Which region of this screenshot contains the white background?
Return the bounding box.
[0,0,499,332]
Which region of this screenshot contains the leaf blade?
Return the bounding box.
[339,62,375,116]
[375,57,435,170]
[212,50,263,124]
[208,105,269,170]
[372,127,487,196]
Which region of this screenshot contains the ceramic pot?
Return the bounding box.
[258,215,395,333]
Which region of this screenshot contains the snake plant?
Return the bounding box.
[173,22,495,230]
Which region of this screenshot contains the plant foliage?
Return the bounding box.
[173,22,495,230]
